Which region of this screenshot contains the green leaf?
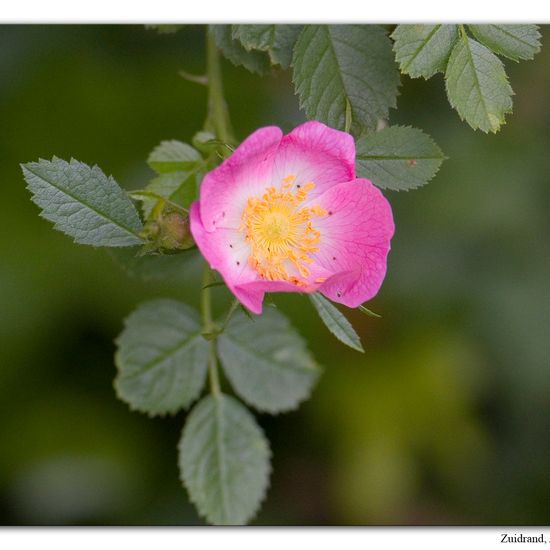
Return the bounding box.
[179,393,271,525]
[232,24,303,69]
[109,247,200,283]
[22,157,143,247]
[139,171,198,218]
[310,294,364,352]
[147,140,201,174]
[358,304,382,318]
[445,36,513,133]
[141,140,202,219]
[468,25,541,62]
[218,309,320,414]
[392,24,458,78]
[355,125,445,191]
[292,25,400,133]
[114,299,209,415]
[212,25,271,75]
[192,130,218,153]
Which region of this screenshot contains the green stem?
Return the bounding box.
[205,27,233,145]
[200,27,237,397]
[202,267,221,395]
[207,344,221,395]
[220,299,240,332]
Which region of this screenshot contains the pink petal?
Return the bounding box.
[271,121,355,202]
[313,178,395,307]
[199,126,283,232]
[189,202,262,312]
[191,124,394,315]
[191,199,332,315]
[227,284,264,315]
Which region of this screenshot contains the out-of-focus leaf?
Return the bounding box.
[192,130,218,153]
[212,25,271,75]
[145,25,184,35]
[138,172,198,218]
[147,140,201,174]
[140,140,203,218]
[232,24,303,69]
[109,247,199,283]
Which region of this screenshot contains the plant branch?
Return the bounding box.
[202,267,221,395]
[220,299,240,332]
[205,27,234,146]
[199,26,239,397]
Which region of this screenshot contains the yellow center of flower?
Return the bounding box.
[240,175,328,285]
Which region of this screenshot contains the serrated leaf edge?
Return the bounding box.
[356,125,446,192]
[178,393,272,525]
[22,157,144,246]
[218,309,322,415]
[468,24,541,62]
[309,294,364,352]
[291,25,399,132]
[218,333,322,415]
[392,24,458,80]
[444,36,513,134]
[113,299,208,417]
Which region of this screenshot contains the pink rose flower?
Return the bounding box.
[190,121,395,314]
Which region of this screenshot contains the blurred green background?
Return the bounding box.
[1,24,550,525]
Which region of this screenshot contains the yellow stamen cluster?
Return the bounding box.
[240,176,327,285]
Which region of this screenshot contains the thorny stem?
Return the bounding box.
[201,30,235,396]
[205,27,234,146]
[220,299,240,331]
[202,268,221,395]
